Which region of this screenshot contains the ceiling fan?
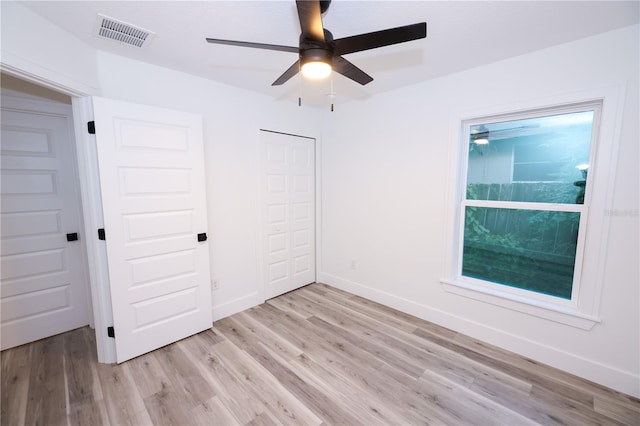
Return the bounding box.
[470,124,541,145]
[205,0,427,86]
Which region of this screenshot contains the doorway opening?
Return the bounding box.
[1,73,93,350]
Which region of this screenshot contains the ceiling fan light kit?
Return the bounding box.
[473,136,490,145]
[301,61,332,79]
[300,46,334,79]
[206,0,427,95]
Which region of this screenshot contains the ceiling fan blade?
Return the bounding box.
[272,60,301,86]
[206,38,298,53]
[296,0,325,42]
[333,22,427,56]
[332,56,373,85]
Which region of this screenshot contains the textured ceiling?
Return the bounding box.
[19,1,640,107]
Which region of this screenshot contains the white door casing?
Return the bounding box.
[1,97,91,350]
[92,97,212,363]
[261,130,316,300]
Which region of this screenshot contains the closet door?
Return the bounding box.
[261,130,316,299]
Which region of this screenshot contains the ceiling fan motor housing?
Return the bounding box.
[299,29,334,66]
[300,47,333,66]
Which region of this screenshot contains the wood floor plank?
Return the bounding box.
[413,325,600,407]
[67,399,110,426]
[143,381,194,426]
[190,396,241,426]
[418,369,538,425]
[209,336,323,425]
[594,395,640,425]
[126,350,172,399]
[298,286,419,334]
[179,331,271,425]
[269,309,441,424]
[528,383,627,425]
[290,351,416,425]
[302,306,525,425]
[267,292,319,319]
[222,311,304,361]
[295,287,534,397]
[95,361,150,425]
[2,283,639,426]
[151,343,215,410]
[450,330,632,408]
[253,304,414,424]
[1,343,31,426]
[24,335,67,425]
[215,315,364,425]
[63,327,97,407]
[302,316,452,425]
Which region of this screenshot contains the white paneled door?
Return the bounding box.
[261,130,315,300]
[0,98,90,350]
[92,97,212,363]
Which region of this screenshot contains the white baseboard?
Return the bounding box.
[212,292,261,322]
[318,272,640,398]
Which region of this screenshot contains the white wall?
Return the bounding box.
[0,1,100,95]
[319,24,639,397]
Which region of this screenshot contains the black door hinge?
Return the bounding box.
[98,228,106,240]
[197,232,207,242]
[107,326,115,338]
[87,121,96,134]
[66,233,79,242]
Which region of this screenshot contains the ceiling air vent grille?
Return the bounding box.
[95,14,155,48]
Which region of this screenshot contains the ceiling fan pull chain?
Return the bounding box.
[298,62,303,107]
[330,73,335,112]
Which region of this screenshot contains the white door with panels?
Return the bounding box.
[92,97,212,363]
[0,98,90,350]
[261,130,316,300]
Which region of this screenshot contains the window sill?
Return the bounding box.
[441,279,600,330]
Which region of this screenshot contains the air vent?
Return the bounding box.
[94,14,155,48]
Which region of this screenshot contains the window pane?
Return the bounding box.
[461,207,580,299]
[466,111,593,204]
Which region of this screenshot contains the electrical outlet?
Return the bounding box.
[211,278,220,291]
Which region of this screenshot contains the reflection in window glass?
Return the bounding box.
[466,111,593,204]
[462,207,579,299]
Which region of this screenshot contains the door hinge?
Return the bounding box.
[107,326,115,338]
[66,232,79,242]
[98,228,106,240]
[87,121,96,134]
[197,232,207,242]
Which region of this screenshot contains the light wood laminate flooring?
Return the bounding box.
[2,283,639,425]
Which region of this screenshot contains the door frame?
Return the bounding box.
[0,68,117,362]
[256,129,322,304]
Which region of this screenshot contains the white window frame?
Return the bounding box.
[441,87,625,330]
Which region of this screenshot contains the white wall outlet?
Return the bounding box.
[211,278,220,291]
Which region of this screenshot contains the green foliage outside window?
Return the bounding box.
[462,183,579,299]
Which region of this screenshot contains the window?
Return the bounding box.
[457,103,599,306]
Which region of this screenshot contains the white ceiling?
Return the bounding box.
[19,1,639,107]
